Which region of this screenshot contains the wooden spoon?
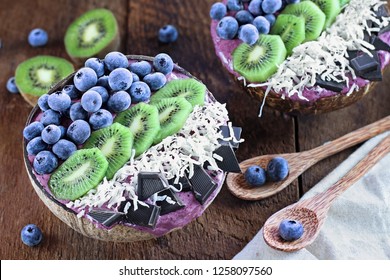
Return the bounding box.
[262,134,390,252]
[226,115,390,200]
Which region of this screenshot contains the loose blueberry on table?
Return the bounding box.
[21,224,43,247]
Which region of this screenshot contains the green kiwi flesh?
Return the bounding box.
[271,14,305,55]
[339,0,350,7]
[232,34,287,82]
[308,0,341,29]
[83,123,133,180]
[15,55,74,96]
[154,97,193,144]
[282,1,326,42]
[49,148,108,201]
[150,78,206,108]
[64,8,119,60]
[114,103,160,157]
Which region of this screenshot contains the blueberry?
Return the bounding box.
[26,137,48,156]
[158,24,179,44]
[132,72,140,82]
[28,28,48,47]
[85,57,105,77]
[248,0,263,16]
[238,24,259,45]
[217,16,239,40]
[90,86,109,103]
[23,121,44,141]
[107,91,131,113]
[38,94,50,111]
[267,157,289,181]
[153,53,174,75]
[129,81,151,103]
[47,91,71,112]
[6,77,19,93]
[253,16,270,34]
[286,0,300,3]
[279,219,304,241]
[89,109,113,130]
[129,61,152,78]
[143,72,167,91]
[41,124,62,145]
[62,85,80,100]
[235,10,254,25]
[81,90,102,113]
[21,224,43,247]
[67,119,91,145]
[244,165,266,186]
[69,102,88,121]
[264,14,276,26]
[73,67,98,92]
[96,75,109,88]
[58,125,67,138]
[210,2,227,20]
[227,0,243,11]
[262,0,282,14]
[104,51,129,71]
[40,109,61,126]
[33,150,58,174]
[52,139,77,160]
[108,68,133,91]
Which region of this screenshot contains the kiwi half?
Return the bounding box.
[282,1,326,42]
[271,14,306,55]
[83,123,133,180]
[309,0,341,29]
[114,103,160,157]
[232,35,287,82]
[150,78,206,107]
[49,148,108,200]
[154,97,193,144]
[15,55,74,106]
[64,8,120,64]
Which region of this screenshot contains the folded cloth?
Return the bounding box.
[234,132,390,260]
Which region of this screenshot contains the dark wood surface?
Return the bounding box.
[0,0,389,260]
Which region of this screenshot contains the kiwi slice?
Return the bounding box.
[338,0,350,7]
[232,35,287,82]
[64,8,120,63]
[154,97,192,144]
[49,148,108,200]
[282,1,326,42]
[150,78,206,107]
[15,55,74,105]
[309,0,341,29]
[83,123,133,180]
[114,103,160,157]
[271,14,305,55]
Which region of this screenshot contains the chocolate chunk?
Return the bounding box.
[360,67,382,81]
[350,53,380,75]
[121,201,161,228]
[370,36,390,52]
[315,77,344,92]
[376,5,389,18]
[168,174,192,192]
[156,189,185,215]
[88,209,124,228]
[347,50,359,60]
[137,172,169,201]
[218,125,242,149]
[189,165,217,205]
[213,145,241,173]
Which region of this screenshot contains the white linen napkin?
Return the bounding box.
[234,132,390,260]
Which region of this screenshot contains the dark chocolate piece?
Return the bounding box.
[156,189,185,215]
[218,125,242,149]
[121,201,161,228]
[315,77,344,92]
[370,36,390,52]
[376,5,389,18]
[168,174,192,192]
[360,67,383,81]
[88,209,124,228]
[350,53,379,75]
[213,145,241,173]
[137,172,169,201]
[347,50,359,60]
[189,165,217,205]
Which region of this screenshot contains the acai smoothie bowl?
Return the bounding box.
[23,52,243,242]
[210,0,390,114]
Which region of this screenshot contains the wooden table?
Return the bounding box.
[1,0,389,260]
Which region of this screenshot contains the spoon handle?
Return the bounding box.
[305,116,390,163]
[304,135,390,214]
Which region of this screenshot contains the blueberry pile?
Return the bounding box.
[244,156,289,186]
[210,0,296,45]
[24,51,174,175]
